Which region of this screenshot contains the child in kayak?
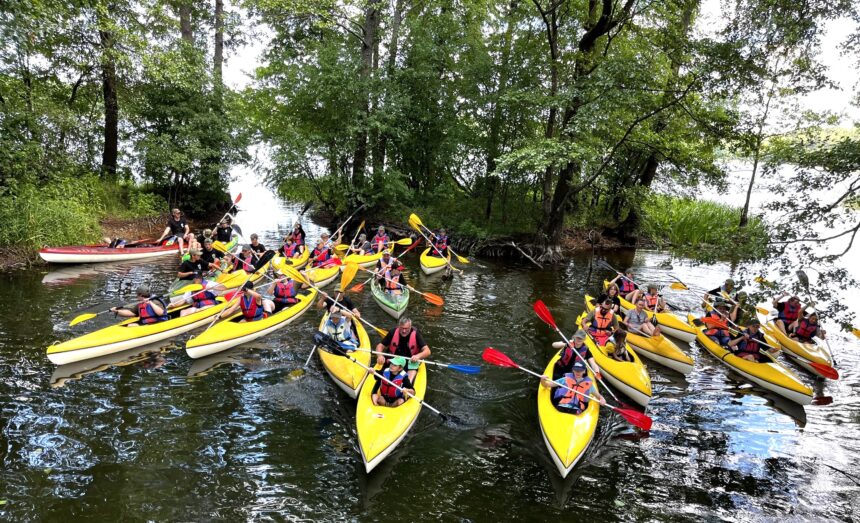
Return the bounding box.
[546,360,606,414]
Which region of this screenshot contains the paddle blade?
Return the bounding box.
[796,270,810,288]
[756,306,770,315]
[373,325,389,337]
[395,237,413,246]
[334,244,349,253]
[234,192,242,204]
[350,282,366,293]
[532,300,558,329]
[174,284,203,294]
[448,364,481,374]
[423,292,444,306]
[408,213,423,231]
[670,282,688,290]
[340,262,359,292]
[810,362,839,380]
[232,224,243,237]
[481,347,520,369]
[853,328,860,340]
[69,312,98,326]
[282,265,310,286]
[614,407,653,431]
[454,252,469,264]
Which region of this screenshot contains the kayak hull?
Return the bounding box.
[39,241,178,264]
[343,250,383,269]
[603,280,696,342]
[371,278,410,319]
[756,305,836,379]
[357,363,427,473]
[419,248,450,275]
[538,354,599,478]
[47,299,231,365]
[317,313,372,398]
[185,289,317,359]
[687,314,813,405]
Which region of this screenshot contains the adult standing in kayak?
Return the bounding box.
[177,249,206,280]
[791,311,827,343]
[322,307,359,351]
[773,293,805,334]
[544,360,606,414]
[156,208,193,256]
[622,297,661,336]
[727,319,769,362]
[429,228,449,257]
[371,357,415,407]
[544,329,601,382]
[371,226,390,253]
[595,283,622,314]
[221,281,274,321]
[582,299,618,346]
[110,285,168,327]
[376,317,431,382]
[610,269,639,301]
[249,234,266,254]
[215,220,233,242]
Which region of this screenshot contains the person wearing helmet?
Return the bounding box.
[111,285,169,327]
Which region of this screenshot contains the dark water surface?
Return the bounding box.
[1,186,858,521]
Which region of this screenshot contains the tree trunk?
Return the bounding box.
[740,140,761,227]
[351,0,382,185]
[179,3,193,43]
[214,0,224,90]
[100,28,118,178]
[375,0,405,185]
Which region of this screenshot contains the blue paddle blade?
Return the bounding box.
[448,364,481,374]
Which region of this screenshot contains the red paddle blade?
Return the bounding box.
[482,347,520,369]
[810,362,839,380]
[533,300,557,329]
[614,407,653,431]
[234,192,242,204]
[224,290,239,301]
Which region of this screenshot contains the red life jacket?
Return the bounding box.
[554,376,593,413]
[192,290,218,308]
[385,271,401,291]
[703,311,728,337]
[312,246,331,266]
[592,308,614,332]
[293,229,305,245]
[434,235,448,251]
[274,280,297,304]
[390,328,419,357]
[138,299,168,324]
[618,278,636,293]
[736,329,764,356]
[379,369,407,401]
[559,343,588,367]
[644,293,660,309]
[372,234,389,251]
[794,318,818,340]
[284,242,300,258]
[779,301,801,322]
[240,295,267,321]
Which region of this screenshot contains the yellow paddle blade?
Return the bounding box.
[340,262,359,292]
[852,328,860,339]
[453,251,469,264]
[334,244,349,253]
[373,325,389,337]
[357,219,366,231]
[394,237,413,246]
[756,306,769,315]
[670,282,688,290]
[69,312,98,326]
[174,283,203,294]
[408,213,423,231]
[281,264,310,286]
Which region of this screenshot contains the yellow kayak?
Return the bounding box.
[185,288,317,359]
[273,256,340,288]
[419,248,450,275]
[584,295,693,375]
[538,353,599,478]
[211,234,239,254]
[603,280,696,342]
[278,247,310,270]
[686,313,813,405]
[576,312,652,407]
[356,362,427,472]
[317,312,372,398]
[342,250,384,269]
[48,298,231,365]
[756,305,835,379]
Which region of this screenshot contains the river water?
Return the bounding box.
[1,181,858,521]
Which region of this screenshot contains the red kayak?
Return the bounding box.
[39,238,179,264]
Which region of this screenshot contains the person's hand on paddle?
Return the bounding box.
[410,354,421,363]
[351,308,361,319]
[376,354,386,366]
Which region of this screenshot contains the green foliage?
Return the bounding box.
[640,194,769,261]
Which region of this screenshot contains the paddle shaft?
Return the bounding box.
[362,267,440,303]
[503,358,609,409]
[324,204,367,250]
[410,220,461,273]
[554,323,622,404]
[352,348,470,371]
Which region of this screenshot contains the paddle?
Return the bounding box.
[211,192,243,237]
[336,236,413,254]
[408,213,469,264]
[407,213,463,274]
[717,291,770,316]
[200,253,277,331]
[337,219,366,255]
[701,315,839,380]
[316,334,454,422]
[481,347,652,430]
[280,263,389,338]
[359,267,444,306]
[69,291,171,326]
[352,348,480,374]
[304,262,360,366]
[532,300,624,405]
[350,238,423,293]
[325,203,367,251]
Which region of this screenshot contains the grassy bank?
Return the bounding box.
[0,175,165,263]
[640,195,769,260]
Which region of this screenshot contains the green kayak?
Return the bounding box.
[371,277,410,319]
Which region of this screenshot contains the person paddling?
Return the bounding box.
[349,233,372,255]
[200,239,223,271]
[375,317,431,382]
[791,311,826,343]
[292,222,307,246]
[375,250,403,283]
[310,233,336,268]
[727,319,771,362]
[322,307,359,351]
[544,329,601,383]
[111,285,168,327]
[249,234,266,254]
[215,219,233,242]
[279,233,304,259]
[156,208,194,256]
[630,284,666,313]
[316,289,361,318]
[429,228,449,257]
[221,281,274,321]
[178,273,223,317]
[544,360,606,414]
[272,276,303,312]
[384,267,405,297]
[582,298,618,346]
[623,298,661,337]
[370,226,390,254]
[371,357,415,407]
[772,293,805,334]
[705,278,736,301]
[610,268,638,301]
[595,283,622,314]
[699,302,731,346]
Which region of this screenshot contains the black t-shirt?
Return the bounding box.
[215,226,233,242]
[167,216,187,236]
[250,242,266,253]
[371,372,414,396]
[200,248,223,264]
[323,294,356,312]
[178,259,206,279]
[379,328,427,357]
[595,293,621,309]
